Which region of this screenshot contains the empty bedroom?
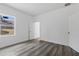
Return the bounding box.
[0,3,79,56]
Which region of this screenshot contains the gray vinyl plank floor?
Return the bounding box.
[0,39,79,56]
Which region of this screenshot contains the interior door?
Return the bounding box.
[69,13,79,52]
[29,21,40,39]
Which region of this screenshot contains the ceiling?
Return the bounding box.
[6,3,66,16]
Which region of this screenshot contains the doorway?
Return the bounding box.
[29,21,40,40]
[34,22,40,39]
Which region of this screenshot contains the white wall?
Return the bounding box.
[69,12,79,52]
[0,4,33,48]
[35,8,69,45]
[35,4,79,45]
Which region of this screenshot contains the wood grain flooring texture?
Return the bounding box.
[0,40,79,56]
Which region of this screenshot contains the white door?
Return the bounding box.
[29,21,40,39]
[69,13,79,52]
[34,22,40,39]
